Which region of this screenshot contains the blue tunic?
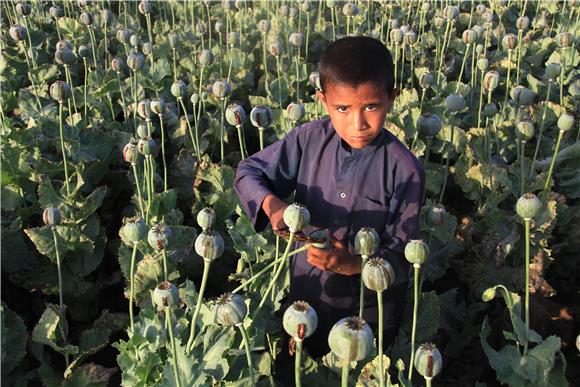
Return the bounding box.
[234,118,424,354]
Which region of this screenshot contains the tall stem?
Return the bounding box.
[543,130,564,193]
[378,290,385,387]
[166,307,182,387]
[438,117,455,204]
[523,218,530,356]
[456,44,470,93]
[159,114,168,192]
[502,50,512,119]
[162,249,168,282]
[520,141,526,196]
[238,323,256,387]
[131,163,145,219]
[59,102,71,197]
[408,264,420,381]
[529,81,552,178]
[179,98,197,155]
[341,359,349,387]
[186,259,211,352]
[358,255,368,319]
[129,241,138,332]
[52,228,64,310]
[295,339,303,387]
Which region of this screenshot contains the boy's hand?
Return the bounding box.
[306,236,362,275]
[262,194,288,230]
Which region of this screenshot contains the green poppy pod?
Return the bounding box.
[78,45,91,59]
[326,0,336,8]
[417,113,443,138]
[328,316,374,361]
[138,0,153,15]
[405,31,417,45]
[462,29,477,45]
[9,24,27,42]
[556,32,573,48]
[171,80,187,99]
[268,41,284,57]
[137,137,156,156]
[141,42,152,56]
[152,281,180,308]
[404,239,429,265]
[116,29,132,44]
[127,52,145,71]
[516,16,530,31]
[288,7,299,18]
[476,57,489,72]
[482,70,500,92]
[137,99,154,121]
[283,301,318,341]
[123,218,147,243]
[216,293,247,326]
[195,231,225,261]
[101,9,114,24]
[150,98,167,115]
[354,227,380,257]
[137,122,150,138]
[234,0,243,10]
[414,343,443,379]
[250,105,273,128]
[130,34,141,48]
[49,80,71,102]
[168,32,179,49]
[362,258,395,292]
[309,230,330,249]
[258,19,271,33]
[445,93,465,113]
[419,72,434,89]
[301,1,312,13]
[212,80,232,99]
[544,63,562,81]
[557,112,575,132]
[57,40,74,51]
[389,18,400,29]
[287,102,305,122]
[309,71,321,90]
[225,103,246,127]
[80,12,94,26]
[197,207,216,231]
[390,28,404,44]
[195,20,207,35]
[16,3,32,16]
[49,5,63,19]
[77,0,90,8]
[55,48,76,65]
[279,5,290,17]
[148,222,172,251]
[442,5,459,20]
[197,49,213,67]
[222,0,234,10]
[434,16,445,29]
[123,138,139,164]
[215,20,225,35]
[515,119,535,142]
[400,25,411,34]
[516,193,541,219]
[511,86,534,107]
[481,287,497,302]
[476,4,486,14]
[472,25,484,41]
[342,3,359,16]
[483,102,498,118]
[421,2,430,13]
[427,204,446,226]
[191,93,200,105]
[289,32,305,47]
[227,31,240,46]
[483,11,494,24]
[475,43,484,55]
[502,33,517,50]
[283,203,310,233]
[43,207,62,228]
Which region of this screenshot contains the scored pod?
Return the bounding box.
[195,231,225,261]
[152,281,180,309]
[283,301,318,341]
[354,227,380,257]
[328,316,374,362]
[362,258,395,292]
[283,203,310,233]
[215,293,247,326]
[197,207,217,231]
[148,222,172,251]
[414,343,443,380]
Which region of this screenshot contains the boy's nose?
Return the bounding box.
[352,111,369,131]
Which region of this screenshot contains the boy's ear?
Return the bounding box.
[316,90,327,107]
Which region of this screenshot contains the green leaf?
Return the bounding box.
[29,64,60,84]
[148,189,178,224]
[160,339,208,387]
[150,57,172,83]
[357,355,399,387]
[200,325,235,379]
[32,304,78,358]
[61,363,116,387]
[74,186,107,224]
[0,184,23,210]
[268,78,289,107]
[0,303,28,377]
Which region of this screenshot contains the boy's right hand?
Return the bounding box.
[262,194,288,230]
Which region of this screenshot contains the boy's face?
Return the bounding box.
[317,81,396,149]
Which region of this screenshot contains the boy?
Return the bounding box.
[234,37,424,358]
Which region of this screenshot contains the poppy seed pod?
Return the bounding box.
[279,4,290,17]
[557,112,575,132]
[137,122,150,138]
[483,102,498,118]
[309,230,330,249]
[515,119,535,142]
[404,239,429,265]
[152,281,179,308]
[191,93,200,105]
[414,343,443,379]
[197,49,213,67]
[421,2,430,12]
[472,25,484,41]
[138,0,153,15]
[283,301,318,341]
[419,72,434,89]
[216,293,247,326]
[9,24,27,42]
[482,70,500,92]
[476,57,489,72]
[16,3,32,17]
[417,113,443,138]
[212,80,232,99]
[129,34,141,48]
[544,63,562,81]
[516,16,530,31]
[511,86,534,107]
[101,9,113,24]
[43,207,62,228]
[78,45,91,59]
[258,19,271,33]
[197,207,216,231]
[50,5,63,19]
[137,99,153,120]
[123,217,147,243]
[55,48,76,65]
[502,33,517,50]
[57,40,74,51]
[462,29,477,45]
[445,93,465,113]
[442,5,459,20]
[116,29,132,44]
[268,41,283,57]
[309,71,321,90]
[289,7,299,18]
[483,11,494,24]
[167,32,179,49]
[123,138,139,164]
[137,137,156,156]
[476,4,487,14]
[150,98,167,116]
[227,31,240,46]
[400,25,411,34]
[195,20,207,35]
[80,12,94,26]
[49,80,72,102]
[148,222,172,251]
[362,258,395,292]
[301,0,311,13]
[225,103,246,127]
[195,231,225,261]
[171,80,187,98]
[250,105,273,128]
[215,20,225,35]
[434,16,445,29]
[481,286,497,302]
[342,3,359,16]
[404,31,417,45]
[354,227,380,257]
[427,204,446,226]
[556,32,573,48]
[389,18,400,29]
[289,32,305,47]
[283,203,310,233]
[127,52,145,71]
[516,193,541,219]
[287,102,305,122]
[390,28,404,44]
[328,316,374,361]
[475,43,484,55]
[141,42,152,56]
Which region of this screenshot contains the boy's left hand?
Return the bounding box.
[306,236,361,275]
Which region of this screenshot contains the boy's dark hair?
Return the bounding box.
[319,36,394,94]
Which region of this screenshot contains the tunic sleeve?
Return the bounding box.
[234,125,305,232]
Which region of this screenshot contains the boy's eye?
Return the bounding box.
[337,106,348,113]
[365,105,377,111]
